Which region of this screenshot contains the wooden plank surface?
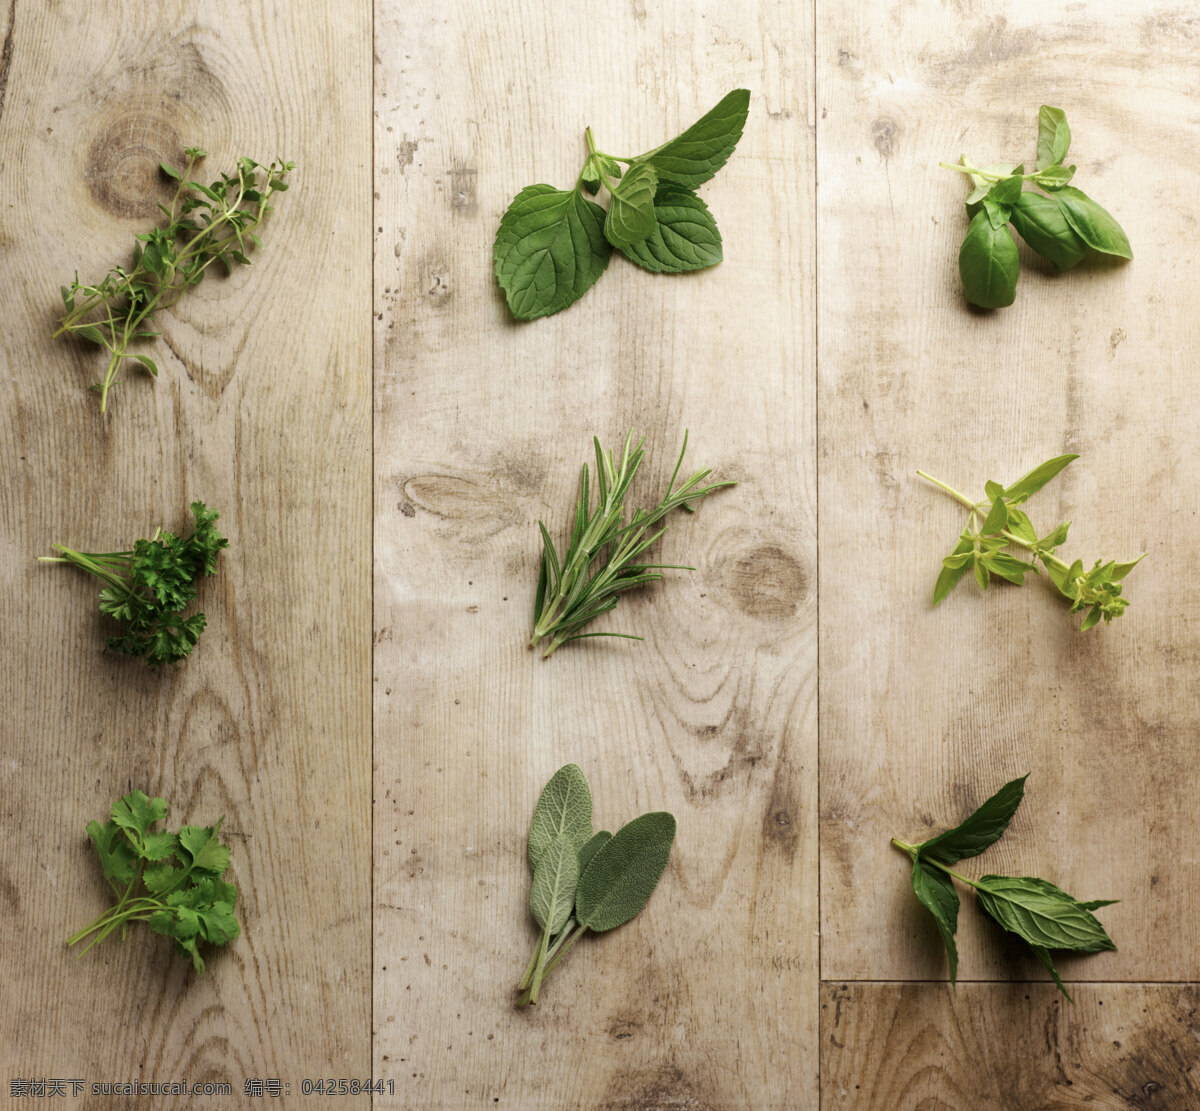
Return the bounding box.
[817,0,1200,996]
[0,1,372,1105]
[372,2,816,1108]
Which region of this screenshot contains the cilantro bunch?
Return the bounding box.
[495,89,750,319]
[893,775,1116,1001]
[56,146,294,410]
[944,107,1131,308]
[920,455,1142,630]
[41,501,229,665]
[67,790,240,975]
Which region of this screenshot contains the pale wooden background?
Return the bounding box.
[3,0,1198,1108]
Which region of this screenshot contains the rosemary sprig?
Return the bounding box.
[56,146,294,411]
[531,431,733,657]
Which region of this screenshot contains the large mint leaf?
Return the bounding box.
[919,775,1027,865]
[604,163,659,249]
[911,858,961,984]
[974,875,1117,953]
[620,185,723,274]
[494,185,611,319]
[637,89,750,188]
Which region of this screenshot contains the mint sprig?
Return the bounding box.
[942,106,1131,308]
[892,775,1116,1001]
[920,455,1143,630]
[494,89,750,320]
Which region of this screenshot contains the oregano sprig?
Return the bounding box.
[56,146,294,410]
[516,764,675,1006]
[67,790,240,975]
[531,430,734,657]
[920,455,1143,630]
[892,775,1116,1001]
[494,89,750,319]
[942,106,1131,308]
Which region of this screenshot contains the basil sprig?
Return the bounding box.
[893,775,1117,1001]
[494,90,750,320]
[943,106,1131,308]
[517,764,675,1006]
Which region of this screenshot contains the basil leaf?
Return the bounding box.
[974,875,1117,952]
[911,857,960,984]
[1003,454,1078,502]
[959,210,1018,308]
[934,534,974,605]
[494,185,611,319]
[575,811,675,932]
[529,833,579,935]
[578,830,612,878]
[919,775,1027,864]
[604,163,659,249]
[1035,164,1075,190]
[529,764,593,872]
[986,174,1024,207]
[1053,186,1132,259]
[1009,192,1088,272]
[620,185,723,273]
[637,88,751,188]
[964,159,1018,205]
[1036,106,1071,170]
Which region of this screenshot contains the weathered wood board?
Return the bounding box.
[0,1,372,1106]
[372,1,817,1108]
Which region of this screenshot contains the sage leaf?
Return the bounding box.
[578,830,612,877]
[604,163,660,249]
[910,857,960,984]
[958,210,1018,308]
[620,185,723,273]
[494,185,611,319]
[529,833,579,935]
[1009,192,1088,272]
[529,763,593,871]
[919,775,1027,864]
[1036,105,1071,170]
[575,811,676,932]
[1053,186,1133,259]
[638,88,751,188]
[974,875,1117,953]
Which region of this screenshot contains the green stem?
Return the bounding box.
[891,838,979,888]
[916,471,980,512]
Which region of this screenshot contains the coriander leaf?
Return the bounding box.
[620,185,723,273]
[1003,454,1078,502]
[974,875,1117,953]
[575,811,675,933]
[494,185,612,319]
[959,210,1019,308]
[933,534,975,605]
[1036,106,1071,170]
[86,820,136,887]
[111,790,169,842]
[919,775,1027,864]
[1009,193,1088,272]
[604,163,660,249]
[637,88,751,188]
[578,830,612,877]
[177,823,232,876]
[1053,186,1133,259]
[529,764,593,871]
[529,833,579,936]
[911,857,960,984]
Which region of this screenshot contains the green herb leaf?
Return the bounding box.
[919,775,1027,865]
[974,874,1117,953]
[578,830,612,877]
[1035,164,1076,190]
[980,496,1008,535]
[494,185,611,319]
[575,811,676,932]
[959,210,1019,309]
[933,535,975,605]
[529,833,580,935]
[529,763,593,871]
[86,820,136,887]
[620,185,723,273]
[1028,944,1072,1002]
[986,174,1024,207]
[1036,106,1071,170]
[604,163,660,249]
[910,856,960,984]
[1004,454,1078,502]
[1053,186,1133,259]
[1009,192,1088,272]
[637,88,751,188]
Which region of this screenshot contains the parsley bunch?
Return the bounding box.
[56,146,294,410]
[41,501,229,665]
[68,790,240,975]
[920,455,1143,630]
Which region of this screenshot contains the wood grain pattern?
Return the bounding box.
[372,1,816,1107]
[0,1,371,1105]
[817,0,1200,986]
[821,982,1200,1108]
